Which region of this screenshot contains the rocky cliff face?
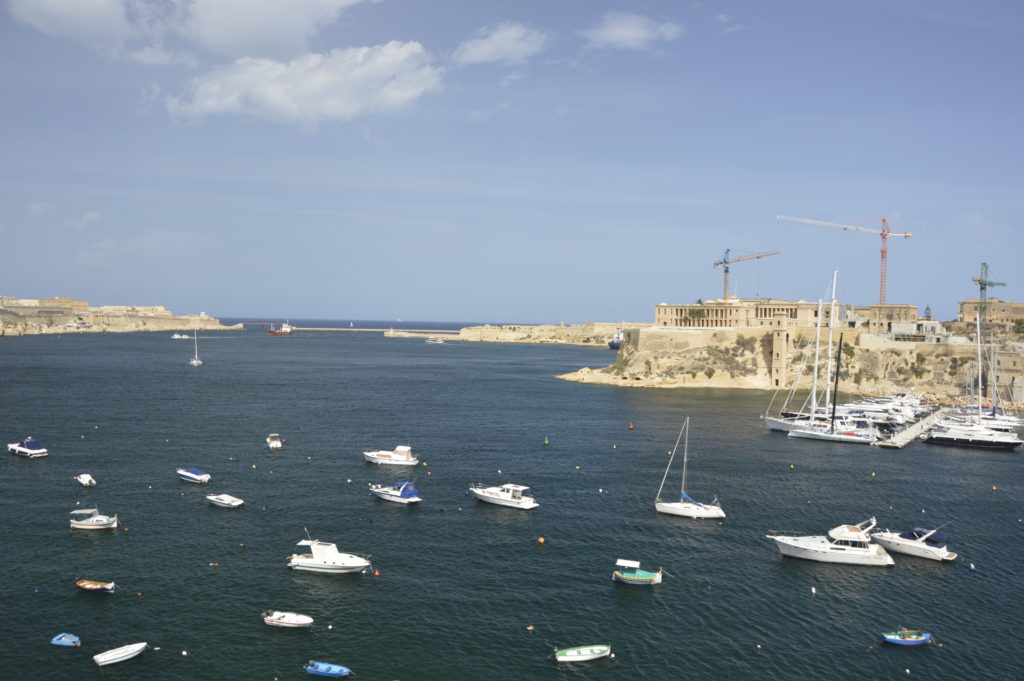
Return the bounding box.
[0,309,237,336]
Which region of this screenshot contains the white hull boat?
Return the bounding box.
[369,481,421,504]
[872,528,957,561]
[469,483,539,509]
[8,437,48,458]
[69,508,118,530]
[654,417,725,519]
[93,642,147,666]
[267,433,284,450]
[262,610,314,627]
[177,467,211,483]
[554,644,613,663]
[767,517,894,566]
[206,493,244,508]
[287,537,371,574]
[363,445,419,465]
[787,423,876,444]
[74,473,97,487]
[189,330,203,366]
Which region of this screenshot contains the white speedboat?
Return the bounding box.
[177,467,211,483]
[469,483,539,509]
[369,481,422,504]
[93,642,147,666]
[766,517,894,566]
[206,493,244,508]
[872,527,957,561]
[74,473,97,486]
[266,433,284,450]
[262,610,314,627]
[654,417,725,519]
[8,437,48,458]
[69,508,118,530]
[171,332,190,339]
[286,537,371,574]
[363,445,419,465]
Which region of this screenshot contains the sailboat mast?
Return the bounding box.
[655,417,687,500]
[830,334,844,432]
[975,313,983,424]
[808,297,825,419]
[822,272,838,422]
[680,416,690,496]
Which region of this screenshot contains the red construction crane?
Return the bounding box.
[777,215,912,305]
[712,249,781,299]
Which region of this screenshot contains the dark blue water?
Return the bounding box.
[1,330,1020,680]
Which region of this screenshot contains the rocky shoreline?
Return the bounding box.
[0,307,237,337]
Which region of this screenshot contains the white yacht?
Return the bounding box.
[262,610,314,627]
[286,536,371,574]
[266,433,284,450]
[766,517,894,566]
[74,473,97,487]
[872,527,957,561]
[368,481,422,504]
[923,422,1022,450]
[7,437,48,458]
[206,493,244,508]
[787,418,878,444]
[363,445,419,466]
[469,483,539,509]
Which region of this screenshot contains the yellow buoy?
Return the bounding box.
[871,471,876,477]
[612,444,617,449]
[992,485,998,491]
[789,464,795,470]
[537,537,545,544]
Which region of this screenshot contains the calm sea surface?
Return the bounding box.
[1,328,1020,680]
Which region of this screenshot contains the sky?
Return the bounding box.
[1,0,1022,323]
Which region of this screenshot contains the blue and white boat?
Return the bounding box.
[880,629,932,646]
[7,437,48,458]
[177,467,211,484]
[305,660,352,677]
[368,481,422,504]
[611,558,663,585]
[93,642,147,666]
[872,526,957,561]
[51,633,81,647]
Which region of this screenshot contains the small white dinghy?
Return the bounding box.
[554,644,613,663]
[262,610,314,627]
[74,474,97,487]
[206,493,244,508]
[93,641,147,666]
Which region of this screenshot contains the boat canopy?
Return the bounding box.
[900,528,948,545]
[615,559,641,568]
[69,508,99,515]
[396,482,419,498]
[21,438,44,449]
[182,467,206,475]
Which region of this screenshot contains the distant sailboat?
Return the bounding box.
[189,330,203,367]
[654,417,725,519]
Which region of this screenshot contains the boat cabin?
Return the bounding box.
[501,484,531,500]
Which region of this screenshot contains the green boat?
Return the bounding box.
[612,558,663,585]
[554,644,613,663]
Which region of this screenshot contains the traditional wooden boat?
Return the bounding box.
[93,642,147,666]
[51,633,81,647]
[304,660,353,677]
[554,644,613,663]
[76,579,116,592]
[612,558,662,585]
[206,493,244,508]
[262,610,314,627]
[881,629,932,646]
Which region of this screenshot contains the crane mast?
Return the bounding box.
[712,249,781,299]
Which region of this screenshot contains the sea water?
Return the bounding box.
[1,329,1020,680]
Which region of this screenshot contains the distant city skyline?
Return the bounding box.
[1,1,1021,323]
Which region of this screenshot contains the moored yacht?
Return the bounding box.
[368,481,421,504]
[923,422,1022,450]
[871,527,957,561]
[766,517,894,566]
[363,445,419,466]
[69,508,118,530]
[8,437,48,458]
[469,482,539,509]
[286,536,371,574]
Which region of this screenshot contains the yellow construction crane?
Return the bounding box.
[777,215,912,305]
[712,249,781,299]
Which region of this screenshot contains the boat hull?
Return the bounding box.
[76,579,116,592]
[263,610,314,627]
[177,468,211,483]
[767,535,894,566]
[69,516,118,530]
[656,500,725,519]
[363,452,418,465]
[787,428,875,444]
[469,488,538,509]
[7,443,48,458]
[305,661,352,677]
[871,533,956,561]
[881,631,932,646]
[51,633,81,647]
[206,494,244,508]
[369,488,421,504]
[555,645,612,663]
[612,569,662,585]
[93,642,147,666]
[287,558,370,574]
[924,433,1021,449]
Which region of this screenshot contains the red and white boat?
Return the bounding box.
[268,322,294,336]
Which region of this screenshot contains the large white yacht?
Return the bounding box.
[286,536,371,574]
[766,517,894,566]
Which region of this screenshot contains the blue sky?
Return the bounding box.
[1,1,1021,323]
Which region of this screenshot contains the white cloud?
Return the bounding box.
[67,211,101,230]
[128,44,197,67]
[579,12,682,50]
[166,41,443,124]
[8,0,135,47]
[452,22,550,66]
[468,101,510,122]
[29,202,55,216]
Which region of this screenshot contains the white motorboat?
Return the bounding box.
[177,467,211,483]
[93,642,147,666]
[924,422,1022,450]
[787,418,877,444]
[69,508,118,530]
[171,332,190,339]
[554,644,613,663]
[286,536,371,574]
[654,417,725,519]
[74,473,97,487]
[425,336,445,344]
[7,437,48,458]
[766,517,894,566]
[262,610,314,627]
[369,481,422,504]
[189,330,203,366]
[363,445,419,465]
[469,483,539,509]
[206,493,244,508]
[872,527,957,561]
[266,433,284,450]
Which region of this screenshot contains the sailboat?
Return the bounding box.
[189,330,203,367]
[654,417,725,519]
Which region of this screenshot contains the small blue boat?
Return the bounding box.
[305,660,352,677]
[177,467,211,483]
[880,629,932,646]
[51,633,81,647]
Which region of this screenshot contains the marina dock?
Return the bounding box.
[874,410,941,449]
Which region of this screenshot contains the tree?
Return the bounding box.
[1014,319,1024,334]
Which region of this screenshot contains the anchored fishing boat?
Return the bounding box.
[304,660,352,676]
[76,579,116,592]
[880,629,932,646]
[69,508,118,530]
[469,482,539,509]
[612,558,663,585]
[286,534,371,574]
[266,433,284,450]
[262,610,314,627]
[363,444,419,465]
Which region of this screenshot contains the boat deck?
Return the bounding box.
[873,410,941,449]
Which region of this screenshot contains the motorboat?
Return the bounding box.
[7,437,48,458]
[766,517,894,566]
[69,508,118,530]
[269,322,294,336]
[654,417,725,519]
[93,642,147,666]
[286,536,371,574]
[871,527,957,561]
[171,332,190,339]
[206,493,244,508]
[363,445,419,465]
[923,422,1022,450]
[608,328,623,350]
[51,633,81,647]
[76,579,116,592]
[469,482,539,509]
[554,645,613,663]
[425,336,445,344]
[262,610,314,627]
[177,467,211,483]
[612,558,662,585]
[266,433,284,450]
[74,473,97,486]
[369,481,422,504]
[880,629,932,646]
[305,660,352,677]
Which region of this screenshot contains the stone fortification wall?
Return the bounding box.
[458,322,636,346]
